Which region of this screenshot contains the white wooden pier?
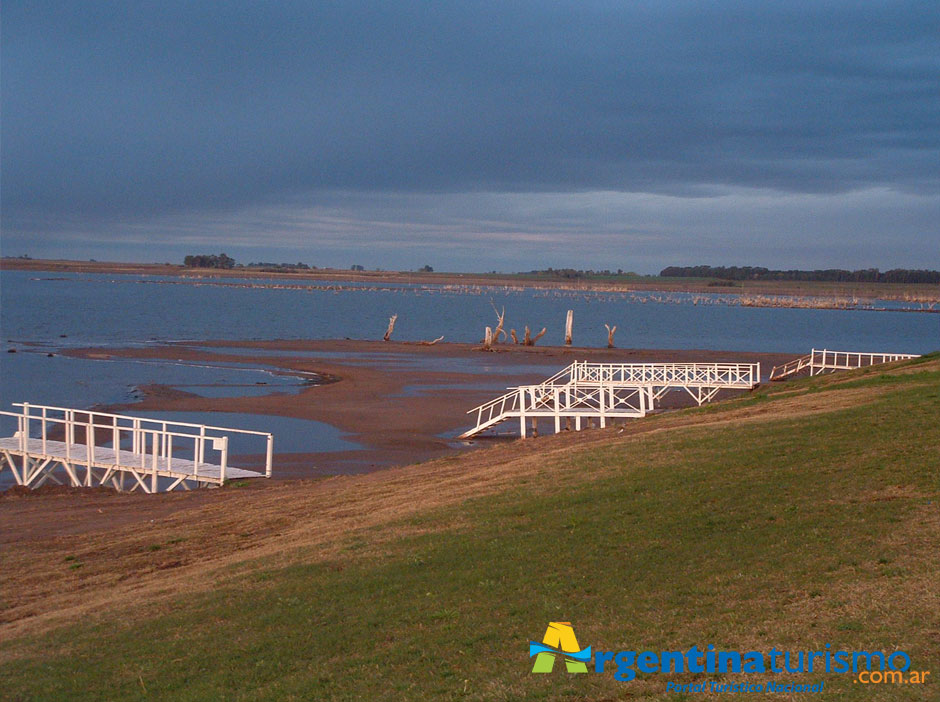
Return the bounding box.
[769,349,920,381]
[0,403,273,493]
[460,361,760,438]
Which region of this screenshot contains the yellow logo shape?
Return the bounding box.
[530,622,589,673]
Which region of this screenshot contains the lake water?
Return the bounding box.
[2,270,936,352]
[1,269,936,457]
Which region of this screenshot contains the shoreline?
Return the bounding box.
[4,257,939,305]
[60,339,796,478]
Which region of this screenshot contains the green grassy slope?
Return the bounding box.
[4,360,939,701]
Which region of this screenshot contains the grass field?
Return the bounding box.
[2,356,938,700]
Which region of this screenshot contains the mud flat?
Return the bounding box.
[59,339,795,477]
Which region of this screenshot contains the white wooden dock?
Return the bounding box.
[0,403,273,493]
[769,348,920,381]
[460,361,761,438]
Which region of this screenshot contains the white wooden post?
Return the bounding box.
[151,446,158,493]
[219,436,229,485]
[265,434,274,478]
[86,417,94,486]
[41,406,48,455]
[519,388,526,438]
[553,387,561,433]
[20,403,28,454]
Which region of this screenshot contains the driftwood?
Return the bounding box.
[565,310,573,346]
[510,329,519,344]
[482,326,493,351]
[418,335,444,346]
[383,314,398,341]
[523,326,547,346]
[490,302,507,343]
[605,324,617,348]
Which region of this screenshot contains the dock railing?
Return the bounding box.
[770,349,920,380]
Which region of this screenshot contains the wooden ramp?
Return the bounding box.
[769,349,920,381]
[460,361,760,438]
[0,403,273,493]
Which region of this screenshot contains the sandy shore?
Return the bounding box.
[62,339,795,477]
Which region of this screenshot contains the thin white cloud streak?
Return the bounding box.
[8,186,937,272]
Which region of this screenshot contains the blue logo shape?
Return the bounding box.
[529,641,592,663]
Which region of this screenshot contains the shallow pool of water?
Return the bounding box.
[119,410,361,455]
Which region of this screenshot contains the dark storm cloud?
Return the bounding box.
[3,0,937,230]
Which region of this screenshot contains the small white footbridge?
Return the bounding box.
[461,349,921,439]
[0,403,273,493]
[460,360,761,438]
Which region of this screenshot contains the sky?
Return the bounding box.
[2,1,938,273]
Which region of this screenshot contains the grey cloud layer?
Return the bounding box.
[4,0,938,228]
[3,1,938,273]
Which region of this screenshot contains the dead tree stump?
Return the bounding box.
[523,326,547,346]
[383,314,398,341]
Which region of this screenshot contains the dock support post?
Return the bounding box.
[20,403,29,455]
[519,388,526,438]
[151,435,158,493]
[220,436,229,486]
[553,388,561,433]
[265,434,273,478]
[86,417,94,486]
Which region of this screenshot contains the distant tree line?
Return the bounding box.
[183,253,236,269]
[521,267,636,279]
[245,261,313,271]
[660,266,940,284]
